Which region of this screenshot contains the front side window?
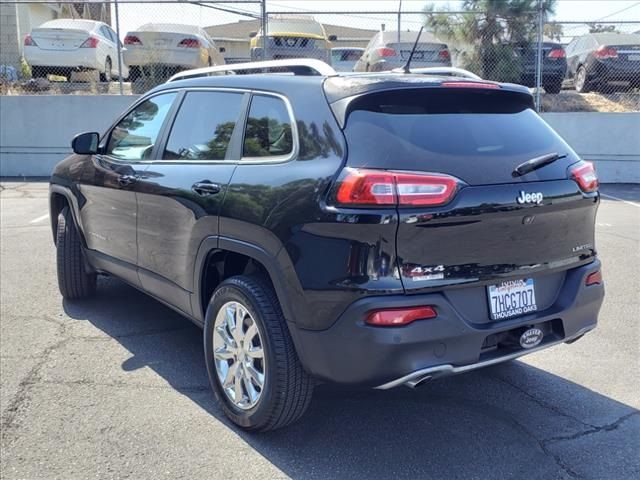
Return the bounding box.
[243,95,293,158]
[163,91,244,161]
[106,93,176,161]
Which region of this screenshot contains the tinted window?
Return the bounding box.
[163,92,244,161]
[100,26,113,42]
[106,93,176,161]
[243,95,293,158]
[343,88,578,185]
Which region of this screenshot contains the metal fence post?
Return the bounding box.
[261,0,267,61]
[534,0,544,111]
[114,0,124,94]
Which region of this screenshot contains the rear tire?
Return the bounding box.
[100,57,112,82]
[56,206,96,299]
[204,275,313,431]
[543,79,562,94]
[128,66,140,82]
[574,65,591,93]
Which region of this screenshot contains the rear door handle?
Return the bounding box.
[118,174,139,186]
[192,181,221,196]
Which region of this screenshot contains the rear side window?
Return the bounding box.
[243,95,293,158]
[163,91,244,161]
[343,88,578,185]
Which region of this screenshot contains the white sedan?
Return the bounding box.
[123,23,225,81]
[24,19,128,81]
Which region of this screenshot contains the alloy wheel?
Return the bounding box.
[213,301,265,410]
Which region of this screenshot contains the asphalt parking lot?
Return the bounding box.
[1,182,638,480]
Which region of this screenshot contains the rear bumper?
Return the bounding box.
[24,47,100,69]
[123,48,203,68]
[291,260,603,387]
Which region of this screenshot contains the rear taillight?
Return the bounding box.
[438,49,450,60]
[124,35,142,46]
[366,306,437,327]
[441,81,500,89]
[334,168,459,207]
[24,34,37,46]
[585,270,602,286]
[377,47,397,57]
[570,161,599,193]
[80,37,99,48]
[595,46,618,59]
[547,48,566,59]
[178,38,200,48]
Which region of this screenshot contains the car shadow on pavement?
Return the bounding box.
[63,277,639,479]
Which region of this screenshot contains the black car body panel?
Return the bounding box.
[50,69,604,388]
[565,32,640,88]
[512,41,567,87]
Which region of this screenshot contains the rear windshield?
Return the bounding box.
[343,88,578,185]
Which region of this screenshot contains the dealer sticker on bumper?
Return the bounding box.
[488,279,537,320]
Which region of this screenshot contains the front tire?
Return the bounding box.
[204,275,313,431]
[56,206,96,299]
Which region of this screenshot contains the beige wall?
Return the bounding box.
[1,3,58,70]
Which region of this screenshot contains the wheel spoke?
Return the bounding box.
[214,346,235,361]
[222,362,238,389]
[243,374,259,402]
[246,364,265,388]
[246,346,264,359]
[244,322,258,344]
[234,376,244,403]
[215,324,235,349]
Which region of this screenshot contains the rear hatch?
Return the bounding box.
[330,84,599,301]
[31,27,90,51]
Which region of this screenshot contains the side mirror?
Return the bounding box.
[249,31,257,38]
[72,132,99,155]
[219,46,226,53]
[328,35,337,41]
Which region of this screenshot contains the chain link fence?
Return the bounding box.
[1,1,639,112]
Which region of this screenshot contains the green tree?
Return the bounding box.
[424,0,558,82]
[544,22,564,41]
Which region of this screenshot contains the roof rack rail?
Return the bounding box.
[391,66,482,80]
[168,59,337,82]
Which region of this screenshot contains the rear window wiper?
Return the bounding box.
[512,152,567,178]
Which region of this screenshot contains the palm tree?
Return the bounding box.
[424,0,557,82]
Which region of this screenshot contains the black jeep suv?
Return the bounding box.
[50,60,604,431]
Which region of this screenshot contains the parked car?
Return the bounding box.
[250,15,336,63]
[565,32,640,93]
[353,30,451,72]
[331,47,364,71]
[50,59,603,432]
[508,40,567,94]
[24,19,128,81]
[124,23,225,81]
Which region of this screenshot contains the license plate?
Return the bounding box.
[487,279,537,320]
[628,54,640,61]
[400,50,424,60]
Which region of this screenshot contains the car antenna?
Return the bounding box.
[400,26,424,74]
